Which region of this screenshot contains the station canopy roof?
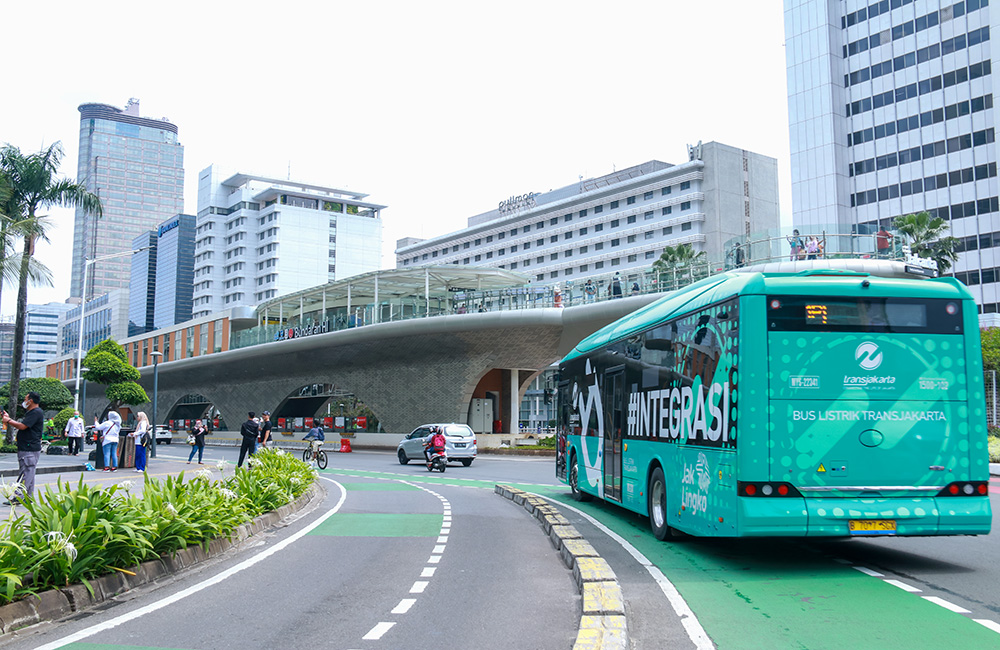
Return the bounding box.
[255,266,531,317]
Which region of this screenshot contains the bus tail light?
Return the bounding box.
[738,482,802,497]
[937,481,989,497]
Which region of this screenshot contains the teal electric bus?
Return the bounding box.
[555,269,993,539]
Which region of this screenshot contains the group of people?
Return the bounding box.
[91,410,154,472]
[235,411,273,467]
[786,230,825,260]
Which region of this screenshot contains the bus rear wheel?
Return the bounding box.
[569,453,592,502]
[649,466,673,540]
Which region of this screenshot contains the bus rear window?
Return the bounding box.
[767,297,962,333]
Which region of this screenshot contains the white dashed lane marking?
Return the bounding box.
[362,622,395,640]
[391,599,416,614]
[884,579,921,593]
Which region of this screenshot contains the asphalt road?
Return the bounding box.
[2,447,998,649]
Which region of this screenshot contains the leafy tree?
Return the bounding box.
[652,243,708,287]
[0,142,102,443]
[0,377,73,416]
[82,339,148,415]
[894,211,960,273]
[52,407,76,438]
[982,328,1000,374]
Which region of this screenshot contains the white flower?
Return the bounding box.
[275,448,286,456]
[117,480,135,492]
[164,502,177,515]
[215,460,229,473]
[195,469,214,481]
[63,541,78,562]
[246,456,259,469]
[45,531,67,544]
[0,481,24,501]
[290,477,301,485]
[218,488,237,501]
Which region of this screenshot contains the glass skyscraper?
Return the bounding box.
[784,0,999,316]
[128,231,158,337]
[153,213,195,329]
[71,99,184,302]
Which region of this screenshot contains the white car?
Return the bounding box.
[397,423,477,467]
[154,425,173,444]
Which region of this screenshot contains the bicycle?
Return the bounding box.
[302,444,328,469]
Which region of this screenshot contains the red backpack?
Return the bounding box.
[431,432,446,451]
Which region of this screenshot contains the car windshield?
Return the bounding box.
[443,425,473,437]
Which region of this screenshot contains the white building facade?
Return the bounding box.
[785,0,1000,315]
[192,166,385,319]
[396,143,779,281]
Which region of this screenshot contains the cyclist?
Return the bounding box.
[304,424,325,460]
[424,426,447,465]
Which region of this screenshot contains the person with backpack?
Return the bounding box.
[131,411,150,473]
[94,411,122,472]
[424,426,447,465]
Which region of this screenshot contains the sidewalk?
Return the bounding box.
[991,463,1000,477]
[0,450,86,478]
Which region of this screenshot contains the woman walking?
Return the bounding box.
[94,411,122,472]
[187,419,207,464]
[132,412,150,473]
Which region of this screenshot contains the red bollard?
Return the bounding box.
[339,438,352,453]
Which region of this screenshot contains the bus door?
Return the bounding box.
[603,367,624,502]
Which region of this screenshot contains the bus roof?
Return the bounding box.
[562,269,972,363]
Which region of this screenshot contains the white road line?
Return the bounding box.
[974,619,1000,634]
[437,536,448,543]
[33,478,348,650]
[411,581,429,593]
[884,579,921,593]
[433,545,446,554]
[362,622,395,640]
[541,495,714,650]
[852,566,884,577]
[923,596,971,613]
[391,599,417,614]
[428,555,442,564]
[421,567,437,578]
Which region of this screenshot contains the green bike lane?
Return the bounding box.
[325,467,1000,650]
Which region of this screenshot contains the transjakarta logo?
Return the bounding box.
[627,383,730,444]
[855,342,883,370]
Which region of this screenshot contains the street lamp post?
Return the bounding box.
[74,247,149,411]
[149,351,162,459]
[79,366,89,420]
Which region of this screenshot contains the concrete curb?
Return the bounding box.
[0,481,324,635]
[0,464,86,478]
[495,484,627,650]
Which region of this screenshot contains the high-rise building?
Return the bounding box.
[59,290,130,358]
[153,213,195,329]
[0,321,15,384]
[71,99,184,302]
[128,231,157,337]
[784,0,999,314]
[396,142,779,280]
[24,302,75,372]
[192,165,385,318]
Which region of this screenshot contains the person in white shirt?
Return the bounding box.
[64,411,84,456]
[94,411,122,472]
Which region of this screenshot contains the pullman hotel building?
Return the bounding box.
[785,0,1000,318]
[396,142,779,282]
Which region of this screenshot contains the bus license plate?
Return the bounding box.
[848,520,897,535]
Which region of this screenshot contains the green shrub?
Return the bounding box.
[0,444,16,454]
[990,436,1000,464]
[0,450,315,603]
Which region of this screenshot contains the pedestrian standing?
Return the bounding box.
[238,412,260,468]
[2,391,44,503]
[94,411,122,472]
[187,419,207,464]
[132,412,150,473]
[64,411,84,456]
[610,272,623,299]
[259,411,273,449]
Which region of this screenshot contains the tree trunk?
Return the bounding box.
[5,234,32,445]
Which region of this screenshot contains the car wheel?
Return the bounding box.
[569,452,592,502]
[398,449,409,465]
[461,458,472,467]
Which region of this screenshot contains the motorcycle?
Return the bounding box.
[426,448,447,473]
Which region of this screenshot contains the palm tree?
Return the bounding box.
[0,143,102,442]
[893,211,960,273]
[652,243,708,288]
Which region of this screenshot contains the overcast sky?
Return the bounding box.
[1,0,791,319]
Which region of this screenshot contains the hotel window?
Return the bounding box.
[537,239,544,246]
[142,339,148,367]
[537,256,544,264]
[175,330,183,360]
[681,201,691,210]
[486,252,493,259]
[550,253,559,261]
[643,191,653,200]
[595,261,605,269]
[626,196,636,205]
[628,254,637,262]
[536,222,544,230]
[463,258,470,264]
[611,239,620,247]
[611,258,621,266]
[644,211,653,220]
[644,231,654,240]
[579,227,588,235]
[564,232,572,240]
[474,239,481,245]
[523,242,531,250]
[663,226,673,235]
[662,186,671,195]
[662,206,672,215]
[475,254,482,261]
[497,232,505,240]
[550,235,558,243]
[200,326,209,356]
[550,218,558,225]
[627,215,637,224]
[187,327,195,357]
[611,219,620,228]
[595,242,604,251]
[214,320,223,353]
[163,334,170,360]
[680,181,690,190]
[594,205,603,214]
[579,264,588,272]
[579,209,587,217]
[595,224,604,232]
[682,222,693,231]
[645,251,655,259]
[579,245,588,254]
[627,235,636,243]
[564,214,572,222]
[486,235,493,243]
[610,200,619,209]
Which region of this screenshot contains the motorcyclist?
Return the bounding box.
[424,426,447,466]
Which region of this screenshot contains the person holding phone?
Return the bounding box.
[2,391,44,503]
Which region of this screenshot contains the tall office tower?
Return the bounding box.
[192,165,385,318]
[23,303,75,373]
[785,0,999,314]
[153,214,196,329]
[71,99,184,302]
[0,322,14,384]
[128,231,158,337]
[396,142,779,281]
